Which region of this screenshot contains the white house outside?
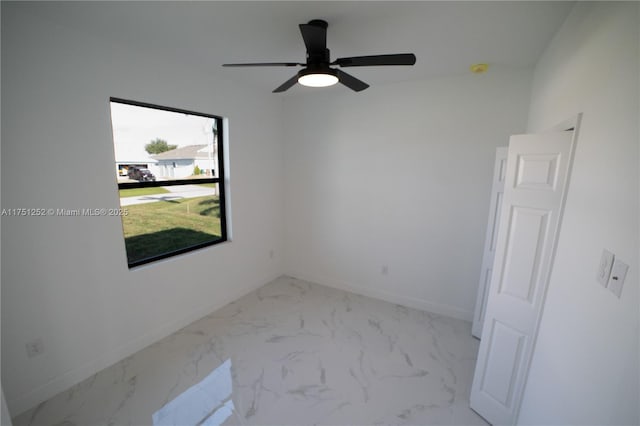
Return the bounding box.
[152,144,217,179]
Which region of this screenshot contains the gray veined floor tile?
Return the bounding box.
[13,276,488,426]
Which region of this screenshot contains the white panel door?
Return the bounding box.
[470,131,575,425]
[472,147,508,339]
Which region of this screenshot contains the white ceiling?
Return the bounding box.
[19,1,574,94]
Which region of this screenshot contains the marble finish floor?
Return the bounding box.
[14,276,487,426]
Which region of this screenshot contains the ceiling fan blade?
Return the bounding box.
[273,74,299,93]
[336,69,369,92]
[333,53,416,67]
[223,62,302,67]
[299,20,327,53]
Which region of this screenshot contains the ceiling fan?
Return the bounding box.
[222,19,416,93]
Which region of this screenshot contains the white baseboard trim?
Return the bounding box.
[287,271,473,322]
[8,273,280,417]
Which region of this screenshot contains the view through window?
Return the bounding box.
[109,98,227,268]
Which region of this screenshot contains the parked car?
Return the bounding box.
[127,167,156,181]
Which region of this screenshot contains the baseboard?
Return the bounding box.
[8,272,280,417]
[286,271,473,322]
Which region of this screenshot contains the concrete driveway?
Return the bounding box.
[120,185,216,206]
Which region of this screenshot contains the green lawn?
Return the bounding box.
[121,195,221,265]
[119,187,170,198]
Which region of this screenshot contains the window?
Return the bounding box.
[109,98,227,268]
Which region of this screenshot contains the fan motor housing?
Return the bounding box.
[307,49,331,64]
[307,19,328,29]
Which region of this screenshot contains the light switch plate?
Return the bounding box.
[597,249,615,287]
[608,259,629,298]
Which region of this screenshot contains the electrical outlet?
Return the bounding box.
[26,338,44,358]
[269,249,275,259]
[381,265,389,275]
[597,249,615,287]
[608,259,629,298]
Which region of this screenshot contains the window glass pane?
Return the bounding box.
[111,102,220,183]
[118,183,223,266]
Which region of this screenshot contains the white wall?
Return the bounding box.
[1,387,12,426]
[1,4,284,416]
[518,3,639,425]
[282,69,532,320]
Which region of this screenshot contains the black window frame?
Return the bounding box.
[110,97,228,268]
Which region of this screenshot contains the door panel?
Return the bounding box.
[515,153,560,190]
[470,131,575,425]
[500,207,550,304]
[472,147,508,338]
[480,319,526,406]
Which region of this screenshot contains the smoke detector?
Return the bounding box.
[470,63,489,74]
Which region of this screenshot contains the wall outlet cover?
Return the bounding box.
[608,259,629,298]
[597,249,615,287]
[26,338,44,358]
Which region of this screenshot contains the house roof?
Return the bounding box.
[151,144,213,161]
[115,159,157,164]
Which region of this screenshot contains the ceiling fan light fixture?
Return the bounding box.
[297,67,338,88]
[223,18,416,93]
